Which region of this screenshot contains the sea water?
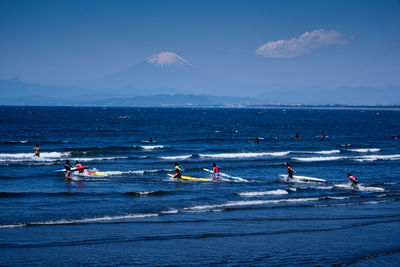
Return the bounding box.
[0,106,399,265]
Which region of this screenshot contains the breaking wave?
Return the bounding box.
[238,190,288,197]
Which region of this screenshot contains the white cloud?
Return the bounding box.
[256,29,347,58]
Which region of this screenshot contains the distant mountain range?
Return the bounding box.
[0,52,399,106]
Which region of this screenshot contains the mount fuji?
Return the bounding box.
[86,52,241,96]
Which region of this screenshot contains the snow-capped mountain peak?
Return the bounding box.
[146,52,191,67]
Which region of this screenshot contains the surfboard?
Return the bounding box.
[203,168,247,182]
[334,183,384,192]
[167,174,212,182]
[73,171,109,177]
[279,174,326,183]
[54,166,89,173]
[88,171,108,177]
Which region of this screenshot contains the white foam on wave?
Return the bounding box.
[327,196,350,200]
[0,152,127,163]
[349,148,380,153]
[183,197,319,212]
[353,154,400,162]
[135,191,157,195]
[340,144,352,147]
[0,213,159,228]
[0,152,71,163]
[199,151,290,159]
[35,213,159,224]
[293,156,346,162]
[314,150,340,154]
[315,199,391,208]
[159,155,192,160]
[0,140,28,144]
[238,189,288,197]
[161,209,179,214]
[295,150,340,155]
[314,186,334,190]
[0,152,68,159]
[140,145,164,150]
[0,223,26,228]
[74,156,128,162]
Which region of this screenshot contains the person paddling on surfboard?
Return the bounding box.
[286,163,296,181]
[65,160,72,180]
[212,163,220,179]
[347,173,359,189]
[33,144,40,158]
[173,162,184,179]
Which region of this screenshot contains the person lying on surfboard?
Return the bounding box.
[212,163,220,179]
[64,160,72,180]
[173,162,184,179]
[285,163,296,181]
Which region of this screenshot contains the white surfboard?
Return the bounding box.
[279,174,326,183]
[334,183,384,192]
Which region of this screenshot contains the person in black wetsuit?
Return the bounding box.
[65,160,72,180]
[285,162,296,181]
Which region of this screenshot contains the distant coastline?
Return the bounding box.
[1,104,400,111]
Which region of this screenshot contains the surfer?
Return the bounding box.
[173,162,184,179]
[286,163,296,181]
[295,133,300,139]
[33,144,40,158]
[64,160,72,180]
[149,137,153,142]
[212,163,220,179]
[75,160,84,174]
[321,132,326,139]
[347,173,359,188]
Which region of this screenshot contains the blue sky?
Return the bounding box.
[1,0,400,90]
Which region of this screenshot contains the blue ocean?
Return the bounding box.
[1,106,400,265]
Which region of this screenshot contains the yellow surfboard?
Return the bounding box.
[168,174,212,182]
[88,171,108,177]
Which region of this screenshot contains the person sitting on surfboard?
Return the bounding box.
[173,162,183,179]
[347,173,358,186]
[33,144,40,158]
[212,163,220,179]
[64,160,72,180]
[286,163,296,180]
